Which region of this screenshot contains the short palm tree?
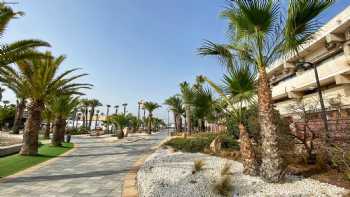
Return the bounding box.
[179,82,194,134]
[204,65,258,176]
[109,114,129,138]
[143,101,161,134]
[0,3,50,66]
[164,95,184,132]
[199,0,334,182]
[88,99,102,130]
[48,95,80,146]
[0,52,92,155]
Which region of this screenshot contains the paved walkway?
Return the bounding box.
[0,131,168,197]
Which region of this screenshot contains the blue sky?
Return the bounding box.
[4,0,350,120]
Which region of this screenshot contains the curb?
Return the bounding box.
[121,136,173,197]
[0,143,78,182]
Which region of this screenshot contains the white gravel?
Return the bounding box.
[137,149,349,197]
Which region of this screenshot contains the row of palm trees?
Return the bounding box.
[108,101,162,137]
[165,79,223,134]
[0,3,92,155]
[166,0,335,183]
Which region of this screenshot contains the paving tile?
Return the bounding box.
[0,132,167,197]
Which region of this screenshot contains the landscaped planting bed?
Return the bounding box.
[137,149,349,197]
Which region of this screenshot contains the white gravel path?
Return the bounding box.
[137,149,349,197]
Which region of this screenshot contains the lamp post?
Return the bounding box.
[106,105,111,134]
[296,61,330,145]
[137,101,143,120]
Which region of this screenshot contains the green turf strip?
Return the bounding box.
[0,142,73,178]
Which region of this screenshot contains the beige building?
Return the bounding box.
[268,6,350,116]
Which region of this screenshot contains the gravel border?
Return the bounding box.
[137,149,349,197]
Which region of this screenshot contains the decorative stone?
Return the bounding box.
[209,136,222,153]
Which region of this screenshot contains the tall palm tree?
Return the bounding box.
[204,65,259,176]
[164,95,184,132]
[48,95,80,146]
[0,3,50,67]
[122,103,128,115]
[179,82,194,134]
[0,52,92,155]
[80,99,90,128]
[143,101,161,134]
[114,105,119,114]
[88,99,102,130]
[198,0,334,182]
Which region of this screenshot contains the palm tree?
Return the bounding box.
[198,0,334,182]
[0,3,50,67]
[179,82,194,134]
[143,101,161,134]
[48,95,80,146]
[109,114,129,138]
[192,79,215,132]
[114,105,119,114]
[204,65,259,176]
[164,95,184,132]
[0,52,91,155]
[122,103,128,115]
[88,99,102,130]
[80,99,90,128]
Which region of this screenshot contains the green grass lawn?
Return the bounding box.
[0,142,74,178]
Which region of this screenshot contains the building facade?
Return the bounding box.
[268,6,350,117]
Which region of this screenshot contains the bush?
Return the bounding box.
[165,137,212,153]
[164,133,239,153]
[67,127,89,135]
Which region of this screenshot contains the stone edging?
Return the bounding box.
[0,143,78,182]
[121,136,174,197]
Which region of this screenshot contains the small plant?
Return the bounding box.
[214,176,233,196]
[221,163,232,176]
[192,159,205,174]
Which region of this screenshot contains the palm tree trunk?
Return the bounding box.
[52,117,65,146]
[258,66,284,182]
[185,105,192,135]
[12,99,26,134]
[44,122,51,139]
[173,112,178,132]
[148,114,152,134]
[88,107,95,130]
[238,123,259,176]
[20,100,44,156]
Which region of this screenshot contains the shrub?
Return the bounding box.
[165,133,239,153]
[67,127,89,135]
[193,160,205,174]
[214,176,233,196]
[164,137,211,153]
[221,163,232,176]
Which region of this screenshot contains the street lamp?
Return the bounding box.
[106,105,111,133]
[296,61,330,145]
[137,101,143,120]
